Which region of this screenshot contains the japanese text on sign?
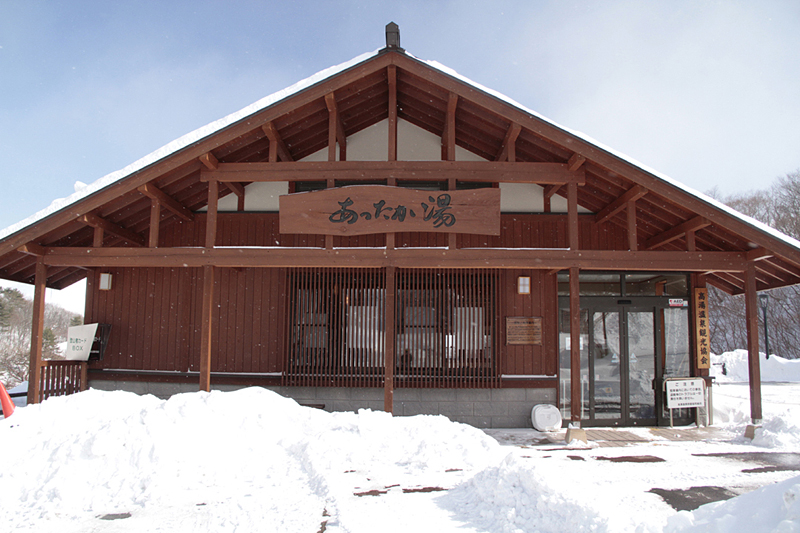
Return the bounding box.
[694,288,710,369]
[665,378,705,409]
[279,185,501,236]
[329,193,456,228]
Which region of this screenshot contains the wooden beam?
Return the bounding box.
[39,246,750,272]
[148,197,160,248]
[388,65,398,161]
[28,258,46,404]
[686,230,696,252]
[644,216,710,250]
[198,152,219,171]
[443,92,458,161]
[567,153,586,171]
[17,242,46,256]
[594,185,647,225]
[744,264,763,423]
[138,183,195,222]
[325,92,346,161]
[77,213,146,247]
[627,199,638,251]
[495,123,521,162]
[543,184,560,213]
[567,182,579,250]
[261,122,293,162]
[202,161,587,185]
[206,180,218,248]
[225,182,246,198]
[199,265,215,392]
[746,247,773,262]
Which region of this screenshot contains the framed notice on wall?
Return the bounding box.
[506,317,542,345]
[694,288,710,369]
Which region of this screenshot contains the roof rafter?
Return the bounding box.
[644,216,710,251]
[77,213,146,247]
[137,183,195,222]
[262,122,294,162]
[495,122,521,162]
[595,185,648,225]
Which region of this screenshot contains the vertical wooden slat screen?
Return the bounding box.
[284,267,499,388]
[395,268,499,389]
[283,267,386,387]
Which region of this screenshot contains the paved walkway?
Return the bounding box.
[485,425,736,448]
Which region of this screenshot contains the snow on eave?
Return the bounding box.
[419,57,800,254]
[0,49,382,242]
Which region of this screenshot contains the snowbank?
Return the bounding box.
[711,350,800,383]
[665,474,800,533]
[441,454,608,533]
[0,388,501,532]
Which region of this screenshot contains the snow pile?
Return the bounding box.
[0,388,500,532]
[665,474,800,533]
[442,454,608,533]
[711,350,800,383]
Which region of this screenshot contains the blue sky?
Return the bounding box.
[1,0,799,236]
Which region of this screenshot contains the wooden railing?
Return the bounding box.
[38,360,88,402]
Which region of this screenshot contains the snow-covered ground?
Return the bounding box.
[1,352,798,532]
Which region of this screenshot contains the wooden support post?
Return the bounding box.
[627,199,637,251]
[149,197,161,248]
[93,226,104,248]
[567,182,579,250]
[199,265,215,392]
[27,258,46,404]
[744,264,763,423]
[686,230,696,252]
[206,180,218,248]
[388,65,398,162]
[443,93,457,161]
[384,266,396,414]
[569,266,581,422]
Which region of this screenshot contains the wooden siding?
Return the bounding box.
[156,212,628,250]
[500,269,559,377]
[85,266,286,374]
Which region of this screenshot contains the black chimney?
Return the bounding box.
[384,22,403,52]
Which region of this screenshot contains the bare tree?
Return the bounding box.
[708,169,800,359]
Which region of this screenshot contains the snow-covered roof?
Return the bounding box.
[2,47,800,257]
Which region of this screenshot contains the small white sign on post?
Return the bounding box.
[665,378,705,409]
[65,324,99,361]
[664,377,706,427]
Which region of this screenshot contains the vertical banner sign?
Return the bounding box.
[694,288,710,369]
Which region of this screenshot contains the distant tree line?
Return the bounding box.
[707,169,800,359]
[0,288,82,387]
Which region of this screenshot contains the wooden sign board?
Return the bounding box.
[694,288,710,369]
[279,185,501,236]
[506,317,542,345]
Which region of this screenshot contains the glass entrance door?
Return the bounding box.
[589,306,657,425]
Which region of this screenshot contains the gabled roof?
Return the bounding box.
[2,46,800,295]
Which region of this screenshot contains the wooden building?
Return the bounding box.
[2,25,798,428]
